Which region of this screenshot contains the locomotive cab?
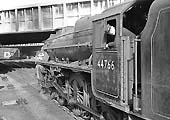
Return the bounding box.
[92,0,153,118]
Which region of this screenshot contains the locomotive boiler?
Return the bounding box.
[36,0,170,120]
[42,16,93,62]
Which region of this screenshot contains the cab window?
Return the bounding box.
[104,19,116,49]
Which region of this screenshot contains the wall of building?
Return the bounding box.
[0,0,127,33]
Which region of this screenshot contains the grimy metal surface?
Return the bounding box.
[44,16,94,62]
[37,61,91,73]
[141,0,170,119]
[94,51,119,98]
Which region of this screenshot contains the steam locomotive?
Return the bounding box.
[36,0,170,120]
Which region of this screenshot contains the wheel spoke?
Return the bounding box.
[77,94,84,103]
[68,74,90,107]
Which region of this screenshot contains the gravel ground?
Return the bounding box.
[0,64,77,120]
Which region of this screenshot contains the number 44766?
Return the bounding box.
[97,59,115,70]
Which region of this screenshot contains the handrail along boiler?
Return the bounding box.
[36,0,170,120]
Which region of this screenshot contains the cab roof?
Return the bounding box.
[93,0,154,21]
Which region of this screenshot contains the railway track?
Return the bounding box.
[0,61,86,120]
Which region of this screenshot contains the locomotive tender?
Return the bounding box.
[36,0,170,120]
